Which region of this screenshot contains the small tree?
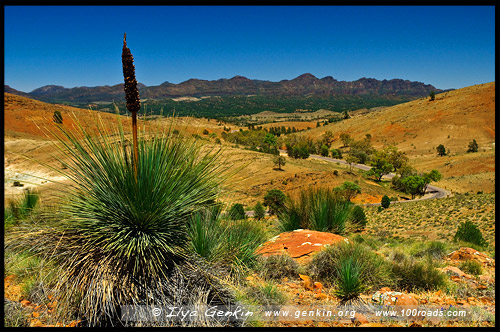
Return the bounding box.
[467,139,479,153]
[273,155,286,170]
[202,129,209,135]
[53,110,63,124]
[330,148,342,159]
[228,203,246,220]
[336,181,361,201]
[322,130,335,147]
[340,133,352,147]
[381,195,391,209]
[345,154,360,173]
[263,189,287,215]
[436,144,446,156]
[429,91,435,101]
[320,144,330,157]
[254,202,266,220]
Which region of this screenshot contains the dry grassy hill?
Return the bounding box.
[300,82,495,193]
[4,93,403,207]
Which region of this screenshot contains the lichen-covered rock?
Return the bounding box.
[255,229,347,264]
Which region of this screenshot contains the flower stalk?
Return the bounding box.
[122,33,140,179]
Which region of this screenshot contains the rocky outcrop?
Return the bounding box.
[255,229,347,264]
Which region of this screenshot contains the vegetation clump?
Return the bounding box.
[257,254,300,281]
[229,203,246,220]
[454,221,488,247]
[253,202,266,220]
[381,195,391,209]
[279,187,353,233]
[263,189,287,215]
[390,256,447,291]
[307,241,392,302]
[459,260,483,276]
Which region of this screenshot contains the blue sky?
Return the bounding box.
[4,5,495,92]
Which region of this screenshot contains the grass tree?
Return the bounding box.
[6,35,226,326]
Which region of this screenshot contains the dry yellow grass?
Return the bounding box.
[300,82,495,193]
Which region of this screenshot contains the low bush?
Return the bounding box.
[350,206,367,231]
[228,203,246,220]
[333,257,368,302]
[391,257,447,292]
[279,187,353,233]
[245,282,288,306]
[257,254,300,281]
[459,260,483,276]
[4,189,40,228]
[381,195,391,209]
[454,221,488,247]
[307,241,392,296]
[253,202,266,220]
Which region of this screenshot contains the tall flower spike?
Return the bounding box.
[122,33,140,113]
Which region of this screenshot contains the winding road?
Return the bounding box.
[306,152,451,206]
[245,150,450,216]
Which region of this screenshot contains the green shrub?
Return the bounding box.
[459,260,483,276]
[350,206,367,231]
[246,282,288,306]
[225,219,267,270]
[229,203,246,220]
[257,254,300,281]
[53,110,63,124]
[381,195,391,209]
[253,202,266,220]
[188,205,266,273]
[454,221,488,247]
[391,257,447,291]
[188,205,226,262]
[263,189,287,215]
[333,257,368,302]
[308,241,392,293]
[279,187,352,233]
[413,241,447,260]
[4,189,40,228]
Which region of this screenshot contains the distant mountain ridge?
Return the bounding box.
[4,74,445,103]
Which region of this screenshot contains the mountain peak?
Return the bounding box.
[229,75,250,81]
[293,73,318,81]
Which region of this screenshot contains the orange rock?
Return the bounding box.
[30,319,45,327]
[379,287,392,292]
[256,229,347,264]
[434,290,442,296]
[313,281,323,291]
[32,312,40,318]
[313,293,328,300]
[65,320,81,327]
[447,247,495,267]
[286,282,299,289]
[299,274,314,291]
[245,276,254,281]
[352,313,369,324]
[282,277,289,282]
[359,323,385,327]
[20,300,31,307]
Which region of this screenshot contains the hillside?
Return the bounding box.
[300,82,496,193]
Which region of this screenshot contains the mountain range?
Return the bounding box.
[4,74,444,104]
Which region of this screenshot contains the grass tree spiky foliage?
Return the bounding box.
[6,109,226,326]
[279,187,353,233]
